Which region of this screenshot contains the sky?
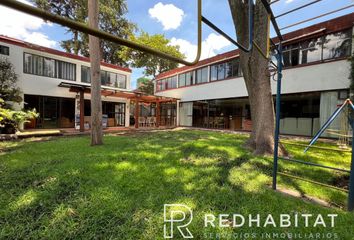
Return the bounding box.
[0,0,353,89]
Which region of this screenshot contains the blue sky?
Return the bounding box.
[0,0,353,88]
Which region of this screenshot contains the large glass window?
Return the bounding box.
[156,76,177,91]
[81,66,91,83]
[178,73,186,87]
[81,66,127,89]
[185,71,193,86]
[24,53,76,80]
[117,74,127,89]
[323,30,352,60]
[300,38,322,64]
[210,65,218,81]
[210,58,241,81]
[281,29,352,68]
[56,60,76,81]
[0,45,9,55]
[283,45,300,67]
[196,67,208,84]
[43,58,55,78]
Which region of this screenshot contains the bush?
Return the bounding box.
[0,99,38,134]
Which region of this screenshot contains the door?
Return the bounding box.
[115,103,126,126]
[42,97,58,128]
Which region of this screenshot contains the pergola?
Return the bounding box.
[58,82,179,132]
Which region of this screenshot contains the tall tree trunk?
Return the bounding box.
[88,0,103,145]
[228,0,275,155]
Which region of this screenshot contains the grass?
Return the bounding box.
[0,130,353,239]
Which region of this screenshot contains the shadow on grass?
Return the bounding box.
[1,130,354,239]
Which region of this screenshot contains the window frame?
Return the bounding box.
[0,45,9,56]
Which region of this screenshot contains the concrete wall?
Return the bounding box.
[156,60,350,102]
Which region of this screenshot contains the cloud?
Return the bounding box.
[148,2,184,30]
[285,0,295,3]
[0,0,56,48]
[170,33,232,61]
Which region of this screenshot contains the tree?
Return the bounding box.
[228,0,277,155]
[88,0,103,145]
[136,77,154,95]
[33,0,136,65]
[0,58,22,107]
[120,32,185,78]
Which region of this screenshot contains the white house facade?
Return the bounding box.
[0,35,132,129]
[154,13,354,137]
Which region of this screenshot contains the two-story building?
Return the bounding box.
[154,13,354,137]
[0,35,134,129]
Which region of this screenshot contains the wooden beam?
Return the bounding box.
[79,90,85,132]
[134,98,140,128]
[156,100,161,128]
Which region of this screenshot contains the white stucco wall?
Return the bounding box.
[155,60,350,102]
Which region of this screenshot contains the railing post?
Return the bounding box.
[273,43,283,190]
[348,117,354,211]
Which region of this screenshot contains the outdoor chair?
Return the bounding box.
[138,117,146,127]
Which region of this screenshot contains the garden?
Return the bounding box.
[1,130,353,239]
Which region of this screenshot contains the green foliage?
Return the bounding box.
[120,32,185,77]
[136,77,154,95]
[0,98,38,132]
[0,130,353,239]
[33,0,136,65]
[0,58,22,106]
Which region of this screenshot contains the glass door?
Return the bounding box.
[115,103,126,126]
[42,96,58,128]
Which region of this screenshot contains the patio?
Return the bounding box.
[58,82,179,131]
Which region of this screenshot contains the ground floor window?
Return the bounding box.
[130,102,176,127]
[24,95,75,129]
[83,100,126,127]
[189,92,321,135]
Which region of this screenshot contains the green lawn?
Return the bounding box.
[0,130,353,239]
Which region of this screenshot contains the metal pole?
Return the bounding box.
[275,0,323,19]
[0,0,203,66]
[348,118,354,211]
[280,4,354,30]
[273,43,283,190]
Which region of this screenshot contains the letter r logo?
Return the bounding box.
[164,204,193,239]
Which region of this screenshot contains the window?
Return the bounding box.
[217,64,225,80]
[210,58,241,81]
[185,71,193,86]
[81,66,91,83]
[179,73,186,87]
[323,30,352,60]
[283,44,300,67]
[0,45,9,55]
[43,58,55,78]
[24,53,76,80]
[300,38,322,64]
[156,76,177,91]
[160,79,166,91]
[56,60,76,81]
[210,65,218,81]
[117,74,127,89]
[81,66,127,89]
[281,29,352,68]
[196,67,208,84]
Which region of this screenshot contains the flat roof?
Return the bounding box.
[0,35,132,73]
